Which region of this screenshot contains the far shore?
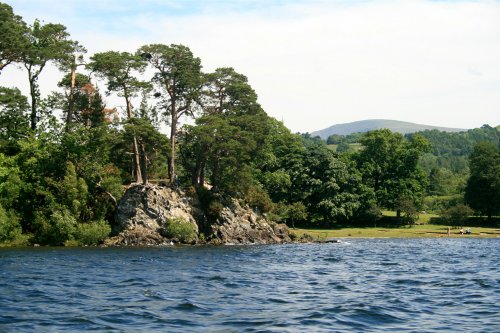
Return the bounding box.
[292,225,500,240]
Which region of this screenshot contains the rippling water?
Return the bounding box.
[1,239,499,332]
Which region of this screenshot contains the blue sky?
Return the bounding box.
[2,0,500,132]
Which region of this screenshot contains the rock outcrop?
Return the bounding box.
[206,197,291,245]
[106,184,291,246]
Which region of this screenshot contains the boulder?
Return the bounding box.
[111,184,199,245]
[206,197,291,245]
[110,184,292,246]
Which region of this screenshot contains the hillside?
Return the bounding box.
[311,119,466,139]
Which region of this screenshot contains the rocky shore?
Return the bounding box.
[105,184,294,246]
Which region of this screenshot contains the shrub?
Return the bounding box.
[441,204,473,227]
[423,195,463,213]
[396,197,419,226]
[207,201,224,220]
[32,208,77,246]
[163,218,196,243]
[73,219,111,245]
[0,205,23,243]
[245,185,273,213]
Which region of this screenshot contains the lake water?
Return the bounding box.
[1,239,498,332]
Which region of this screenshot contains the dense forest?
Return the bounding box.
[1,2,499,246]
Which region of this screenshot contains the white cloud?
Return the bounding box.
[2,0,500,132]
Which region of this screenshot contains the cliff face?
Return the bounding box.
[106,184,291,246]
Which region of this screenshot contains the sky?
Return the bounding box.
[1,0,500,133]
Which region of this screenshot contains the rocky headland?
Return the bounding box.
[105,184,294,246]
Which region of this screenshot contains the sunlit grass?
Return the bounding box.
[292,211,499,239]
[292,225,500,239]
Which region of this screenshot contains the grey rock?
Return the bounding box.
[109,184,291,246]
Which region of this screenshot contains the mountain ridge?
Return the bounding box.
[311,119,467,139]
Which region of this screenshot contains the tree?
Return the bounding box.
[0,2,29,73]
[356,129,430,217]
[326,134,344,145]
[138,44,202,183]
[20,20,80,130]
[181,114,257,192]
[58,74,114,128]
[300,138,362,225]
[179,67,271,192]
[88,51,148,183]
[123,118,169,184]
[0,87,30,153]
[465,142,500,221]
[441,204,473,227]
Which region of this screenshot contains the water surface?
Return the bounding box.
[1,239,498,332]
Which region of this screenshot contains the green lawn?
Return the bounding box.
[292,225,500,239]
[292,211,499,239]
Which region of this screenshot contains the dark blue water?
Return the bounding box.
[1,239,499,332]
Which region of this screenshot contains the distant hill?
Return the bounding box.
[311,119,466,139]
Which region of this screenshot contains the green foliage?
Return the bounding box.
[427,167,466,196]
[395,197,419,226]
[60,161,88,218]
[88,51,149,184]
[88,51,147,98]
[354,202,383,226]
[32,207,77,246]
[269,201,308,227]
[73,219,111,245]
[20,19,82,130]
[162,218,196,243]
[356,129,429,214]
[0,204,22,243]
[138,43,203,183]
[123,117,169,182]
[0,87,30,152]
[244,185,273,213]
[300,137,363,225]
[208,201,224,220]
[32,206,111,246]
[465,142,500,220]
[194,186,223,222]
[0,3,29,73]
[441,204,473,227]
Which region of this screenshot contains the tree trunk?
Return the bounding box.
[192,158,201,186]
[397,210,401,219]
[199,159,206,187]
[29,74,37,130]
[65,64,76,128]
[125,96,143,184]
[140,141,148,185]
[169,103,177,184]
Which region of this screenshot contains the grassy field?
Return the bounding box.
[292,225,500,239]
[292,212,500,239]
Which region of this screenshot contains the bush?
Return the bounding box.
[441,204,473,227]
[73,219,111,245]
[32,208,77,246]
[245,185,273,213]
[396,197,419,226]
[424,195,463,213]
[207,201,224,220]
[162,218,196,243]
[0,205,23,243]
[354,203,383,226]
[196,187,219,218]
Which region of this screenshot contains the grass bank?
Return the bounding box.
[292,225,500,240]
[292,212,500,239]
